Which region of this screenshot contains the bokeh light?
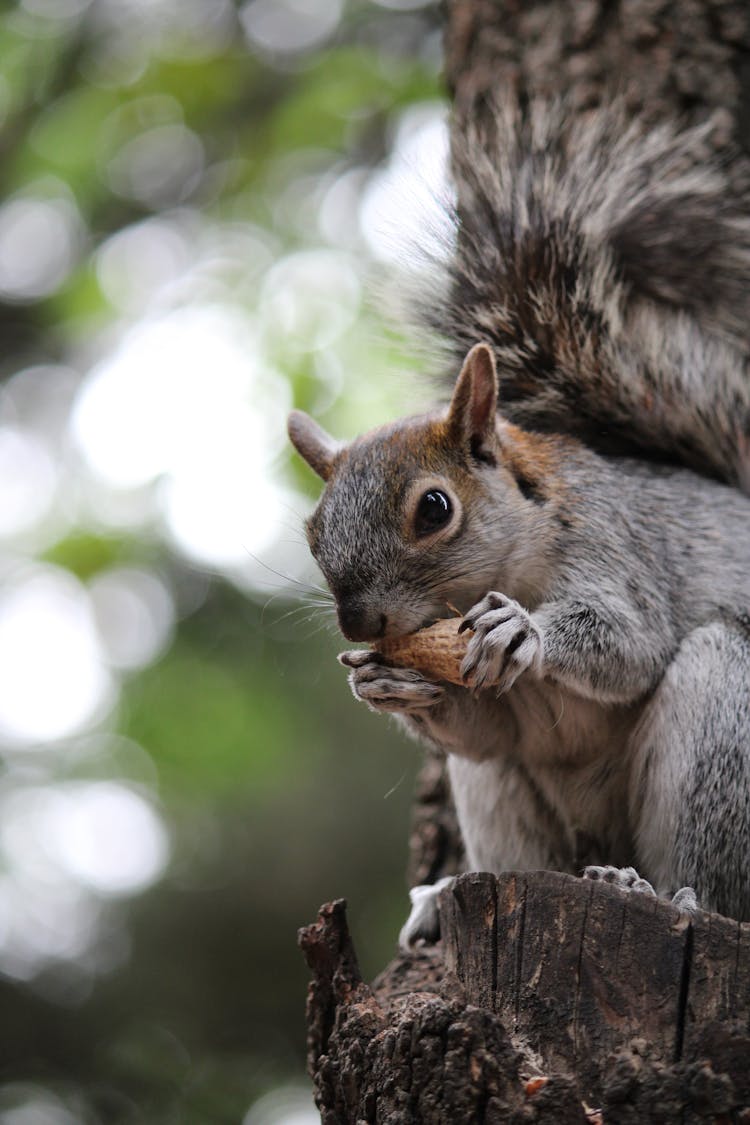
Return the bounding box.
[360,101,452,264]
[0,1085,81,1125]
[71,304,294,567]
[0,427,58,538]
[88,567,175,669]
[260,249,362,351]
[0,566,112,747]
[95,216,195,314]
[243,1084,320,1125]
[107,123,205,208]
[0,191,82,302]
[0,0,444,1118]
[49,781,169,895]
[240,0,344,56]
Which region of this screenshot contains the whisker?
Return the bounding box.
[383,770,408,800]
[276,497,312,524]
[259,585,334,627]
[294,614,341,643]
[546,687,566,731]
[241,545,331,599]
[264,601,336,630]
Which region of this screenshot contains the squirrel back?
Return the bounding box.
[421,98,750,492]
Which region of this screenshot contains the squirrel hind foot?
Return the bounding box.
[582,864,657,897]
[583,865,700,916]
[670,885,699,916]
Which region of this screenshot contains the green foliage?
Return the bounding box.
[267,45,437,153]
[122,642,301,796]
[43,532,140,579]
[29,86,120,186]
[0,2,444,1120]
[51,258,112,335]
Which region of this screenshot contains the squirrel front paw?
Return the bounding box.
[459,592,543,693]
[338,650,444,714]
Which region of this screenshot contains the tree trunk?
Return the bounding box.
[300,2,750,1120]
[299,873,750,1122]
[444,0,750,169]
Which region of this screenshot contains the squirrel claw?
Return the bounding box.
[338,649,381,668]
[460,592,543,692]
[583,865,656,896]
[342,653,444,714]
[671,886,699,915]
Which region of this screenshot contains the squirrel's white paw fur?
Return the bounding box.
[583,865,700,914]
[460,592,543,693]
[398,876,455,951]
[583,864,657,896]
[670,886,700,915]
[339,651,443,714]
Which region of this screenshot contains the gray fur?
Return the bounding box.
[292,98,750,942]
[326,430,750,936]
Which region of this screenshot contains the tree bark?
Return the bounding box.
[444,0,750,170]
[299,873,750,1123]
[301,2,750,1120]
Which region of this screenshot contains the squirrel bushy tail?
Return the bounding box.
[426,98,750,491]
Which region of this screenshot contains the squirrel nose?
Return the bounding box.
[337,600,387,642]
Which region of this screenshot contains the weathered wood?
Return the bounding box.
[299,887,589,1124]
[300,875,750,1123]
[441,870,498,1011]
[442,873,735,1100]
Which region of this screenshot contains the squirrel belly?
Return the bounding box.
[288,97,750,929]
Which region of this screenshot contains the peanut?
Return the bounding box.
[375,618,470,685]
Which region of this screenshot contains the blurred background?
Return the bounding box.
[0,0,451,1121]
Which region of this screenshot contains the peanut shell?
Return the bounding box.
[375,617,470,685]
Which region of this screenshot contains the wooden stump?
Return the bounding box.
[299,873,750,1123]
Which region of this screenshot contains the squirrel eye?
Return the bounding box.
[414,489,452,537]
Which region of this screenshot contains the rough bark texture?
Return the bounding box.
[299,874,750,1123]
[443,0,750,172]
[301,2,750,1121]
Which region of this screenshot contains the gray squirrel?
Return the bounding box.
[287,97,750,944]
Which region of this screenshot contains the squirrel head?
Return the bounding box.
[288,344,555,641]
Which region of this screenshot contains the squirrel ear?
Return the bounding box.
[446,343,499,456]
[287,410,338,481]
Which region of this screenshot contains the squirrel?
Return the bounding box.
[287,97,750,946]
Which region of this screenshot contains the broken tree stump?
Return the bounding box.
[299,872,750,1123]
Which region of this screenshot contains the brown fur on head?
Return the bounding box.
[287,344,499,483]
[287,344,562,641]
